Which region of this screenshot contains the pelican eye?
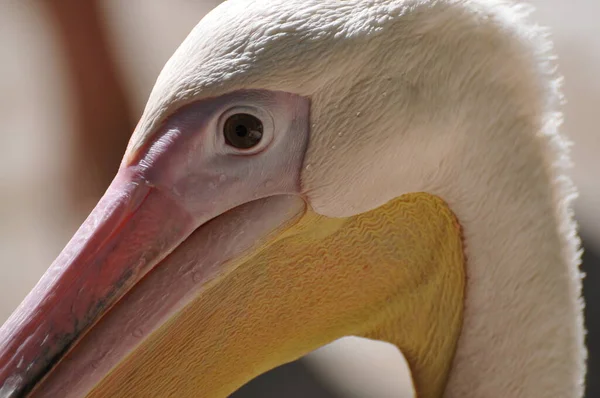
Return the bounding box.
[223,113,264,149]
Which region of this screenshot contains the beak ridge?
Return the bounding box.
[0,167,196,397]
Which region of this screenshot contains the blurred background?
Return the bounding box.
[0,1,597,397]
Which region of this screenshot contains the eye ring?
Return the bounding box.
[223,113,263,149]
[217,106,274,155]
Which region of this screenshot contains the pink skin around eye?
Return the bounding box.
[0,90,311,398]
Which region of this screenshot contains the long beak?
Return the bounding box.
[24,194,306,398]
[0,165,306,398]
[0,90,312,397]
[0,91,466,398]
[0,167,198,397]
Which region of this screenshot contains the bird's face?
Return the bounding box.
[0,1,467,397]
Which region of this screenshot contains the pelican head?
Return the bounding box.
[0,0,585,397]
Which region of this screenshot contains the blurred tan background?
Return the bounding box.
[0,1,598,397]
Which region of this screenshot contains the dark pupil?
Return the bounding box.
[224,113,263,149]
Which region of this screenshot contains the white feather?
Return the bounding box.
[128,1,585,396]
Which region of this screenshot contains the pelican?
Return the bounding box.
[0,0,586,397]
